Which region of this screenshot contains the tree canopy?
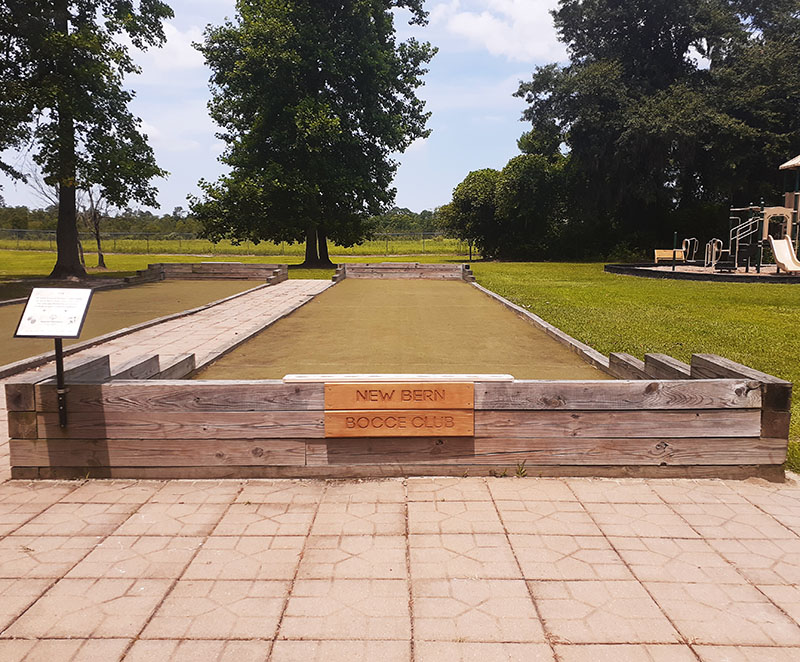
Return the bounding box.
[515,0,800,254]
[0,0,172,277]
[190,0,436,267]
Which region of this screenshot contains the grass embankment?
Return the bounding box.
[472,262,800,470]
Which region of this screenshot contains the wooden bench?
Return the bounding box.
[654,249,685,263]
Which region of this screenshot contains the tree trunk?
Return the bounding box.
[93,210,106,269]
[48,0,87,280]
[316,227,334,267]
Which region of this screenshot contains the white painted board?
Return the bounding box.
[14,288,93,339]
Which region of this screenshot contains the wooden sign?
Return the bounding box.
[325,382,474,410]
[324,382,474,438]
[325,409,474,437]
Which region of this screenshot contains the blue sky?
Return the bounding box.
[0,0,566,214]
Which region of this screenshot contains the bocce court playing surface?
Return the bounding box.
[196,279,609,380]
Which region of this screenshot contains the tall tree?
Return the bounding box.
[191,0,436,267]
[516,0,800,252]
[0,0,172,278]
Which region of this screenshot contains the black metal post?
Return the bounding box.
[54,338,68,428]
[671,231,677,272]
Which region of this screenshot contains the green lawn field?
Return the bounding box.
[3,250,798,469]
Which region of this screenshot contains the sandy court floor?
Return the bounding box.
[196,279,610,380]
[1,280,259,367]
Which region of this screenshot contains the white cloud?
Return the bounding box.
[429,0,564,63]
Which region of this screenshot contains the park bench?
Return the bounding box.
[653,249,685,263]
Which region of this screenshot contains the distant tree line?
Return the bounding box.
[441,0,800,261]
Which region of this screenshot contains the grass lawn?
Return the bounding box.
[472,261,800,469]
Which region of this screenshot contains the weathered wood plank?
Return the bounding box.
[474,379,760,410]
[307,436,785,466]
[153,354,196,380]
[5,383,35,412]
[324,410,474,438]
[110,355,161,380]
[8,411,37,439]
[690,353,789,384]
[644,354,691,379]
[608,353,649,379]
[325,382,474,410]
[475,409,761,438]
[36,411,324,439]
[13,464,784,481]
[10,438,305,467]
[35,381,324,413]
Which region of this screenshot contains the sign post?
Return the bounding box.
[14,288,93,428]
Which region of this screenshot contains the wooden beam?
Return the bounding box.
[608,353,648,379]
[475,409,761,439]
[36,411,325,439]
[10,438,305,467]
[8,411,37,439]
[152,354,196,380]
[34,381,324,413]
[110,355,161,380]
[644,354,691,379]
[475,379,760,410]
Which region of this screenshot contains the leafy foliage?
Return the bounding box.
[190,0,436,266]
[515,0,800,254]
[0,0,172,277]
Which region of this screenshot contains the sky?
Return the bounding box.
[0,0,566,215]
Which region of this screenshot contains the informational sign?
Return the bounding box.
[14,288,93,339]
[324,382,474,438]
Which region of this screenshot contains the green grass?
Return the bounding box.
[472,261,800,470]
[0,235,470,257]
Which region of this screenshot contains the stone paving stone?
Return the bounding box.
[65,535,202,579]
[566,478,662,503]
[299,535,407,579]
[3,577,171,638]
[0,501,56,535]
[13,502,137,537]
[0,481,76,504]
[494,500,601,536]
[651,480,750,505]
[280,578,410,640]
[59,480,161,504]
[584,502,699,538]
[708,538,800,585]
[125,638,269,662]
[311,502,405,536]
[149,480,242,504]
[236,480,326,504]
[0,638,131,662]
[486,477,576,502]
[0,535,100,578]
[271,639,411,661]
[407,477,492,501]
[413,578,544,643]
[183,535,303,581]
[409,500,504,534]
[510,534,632,581]
[115,502,227,536]
[0,577,53,631]
[644,581,800,645]
[409,533,520,579]
[758,585,800,625]
[322,478,405,503]
[671,502,798,539]
[213,503,316,536]
[530,580,681,644]
[554,643,697,661]
[694,645,800,661]
[416,641,555,661]
[141,579,288,639]
[609,536,747,584]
